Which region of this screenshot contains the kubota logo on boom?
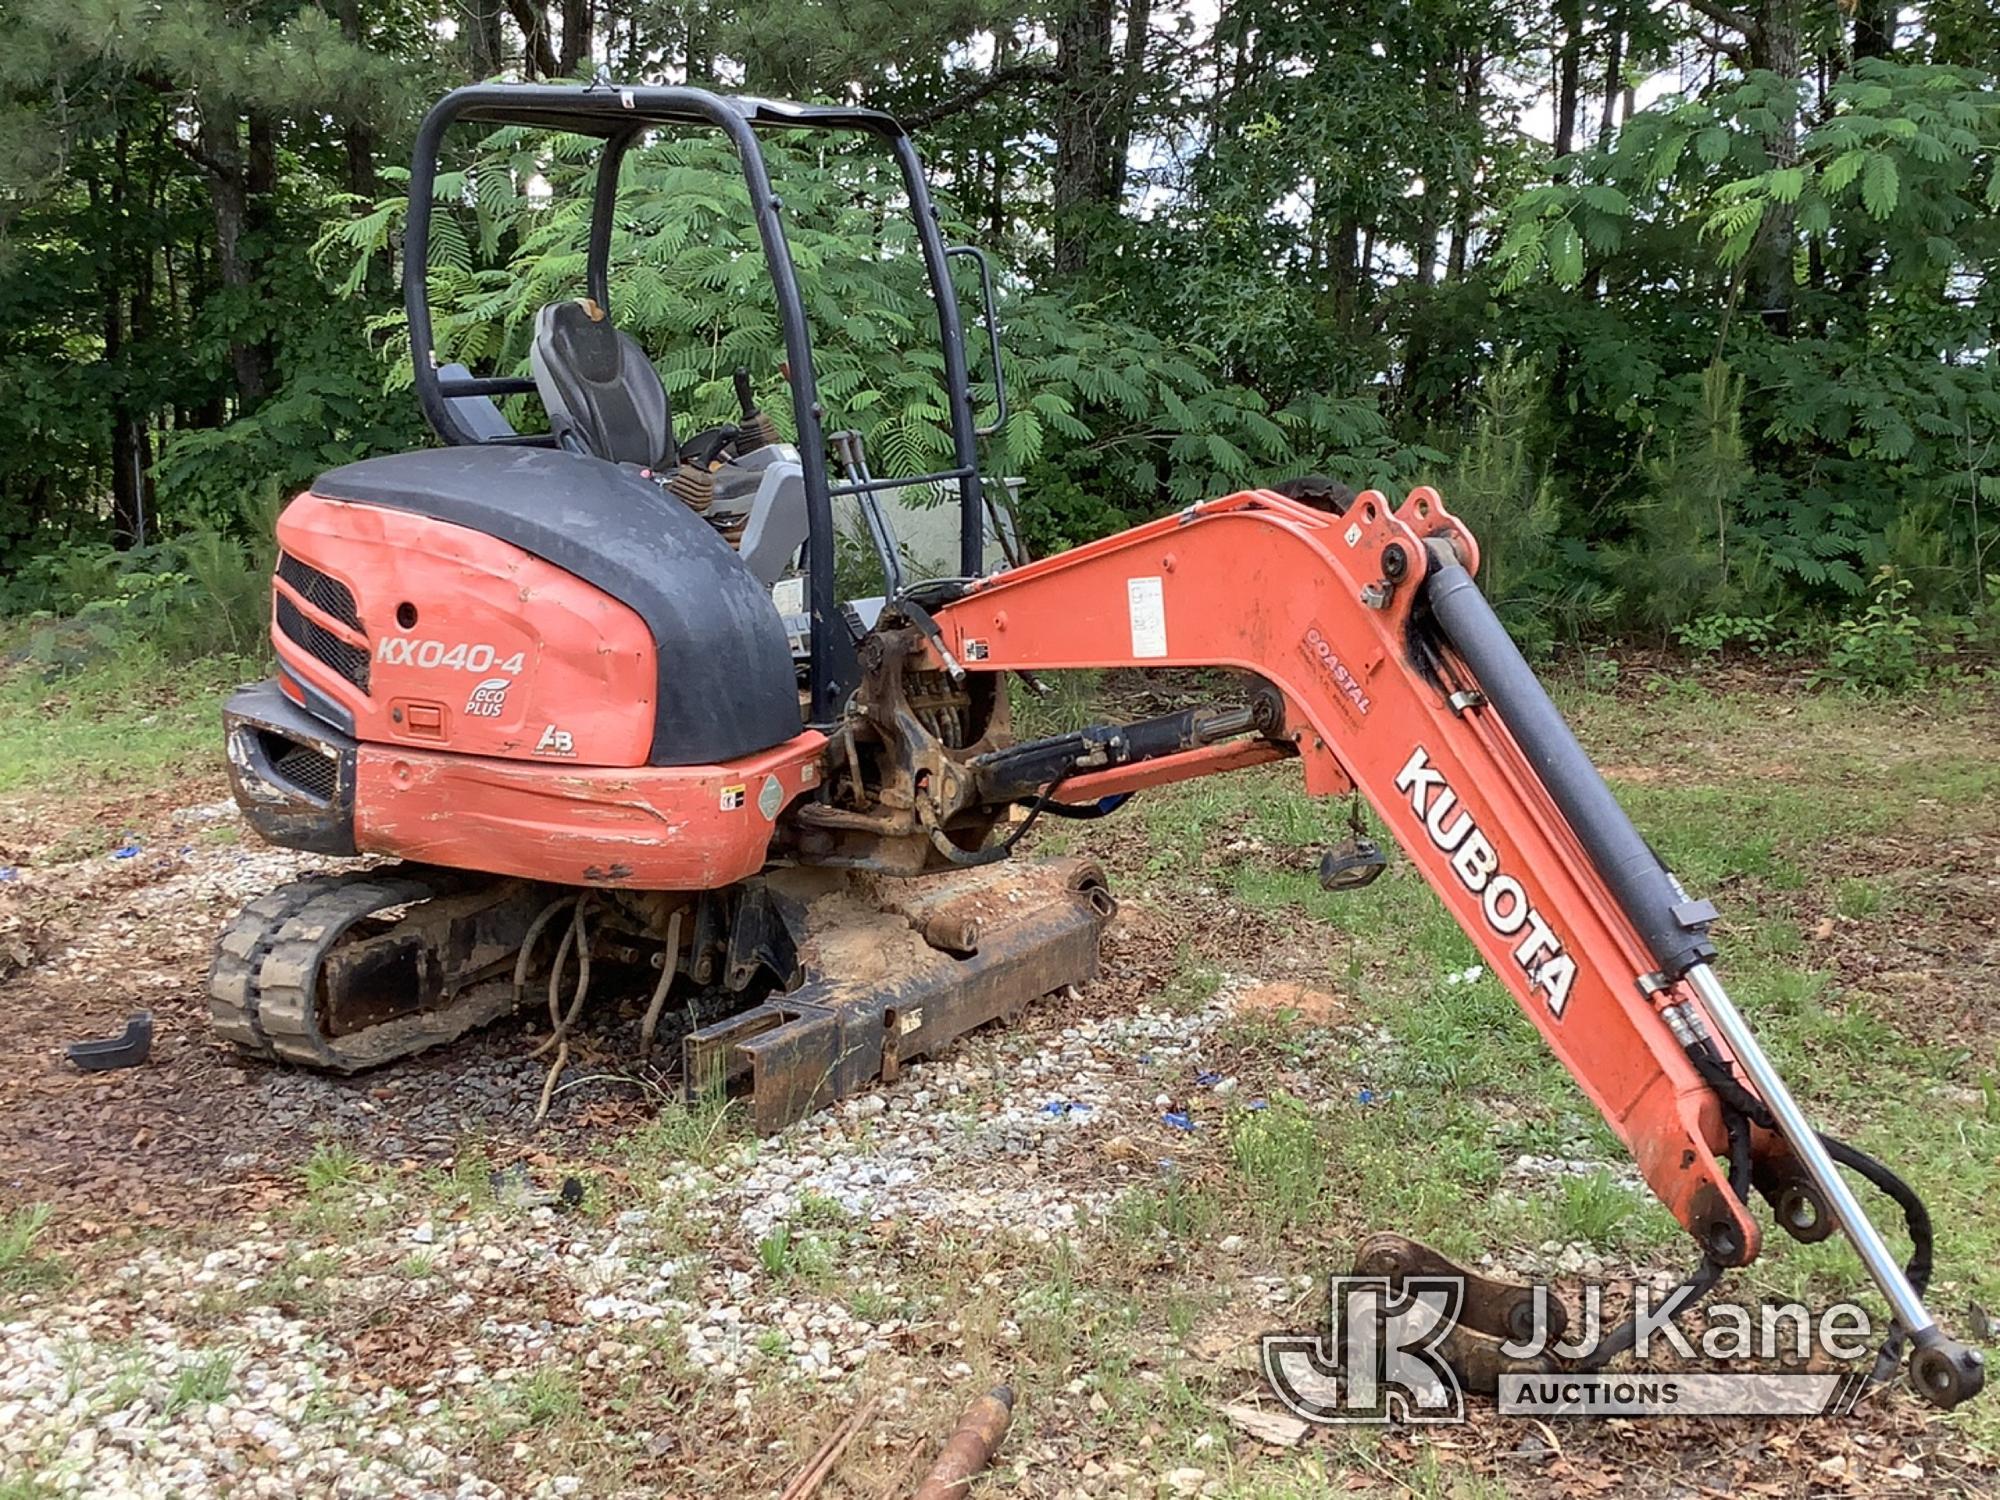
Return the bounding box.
[1395,747,1577,1018]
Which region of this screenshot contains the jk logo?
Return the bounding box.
[1261,1275,1466,1424]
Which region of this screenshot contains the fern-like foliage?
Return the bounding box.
[324,124,1406,546]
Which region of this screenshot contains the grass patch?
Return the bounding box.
[0,647,255,796]
[1160,953,1224,1015]
[0,1205,65,1298]
[164,1350,237,1415]
[1550,1170,1642,1251]
[301,1141,365,1195]
[1112,672,2000,1336]
[1228,1098,1328,1230]
[1111,1178,1222,1246]
[754,1225,835,1287]
[399,1250,440,1280]
[618,1090,738,1173]
[514,1367,584,1426]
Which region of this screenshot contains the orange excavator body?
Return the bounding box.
[210,78,1981,1410]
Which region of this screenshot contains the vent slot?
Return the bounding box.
[257,731,340,802]
[276,594,370,694]
[276,553,362,631]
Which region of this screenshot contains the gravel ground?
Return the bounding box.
[1,974,1325,1497]
[6,761,1985,1497]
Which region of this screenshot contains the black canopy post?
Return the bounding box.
[587,127,639,311]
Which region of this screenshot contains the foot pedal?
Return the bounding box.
[1351,1232,1562,1395]
[1319,838,1387,891]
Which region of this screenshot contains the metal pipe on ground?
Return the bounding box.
[912,1385,1014,1500]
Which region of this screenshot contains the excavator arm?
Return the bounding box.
[917,484,1982,1407]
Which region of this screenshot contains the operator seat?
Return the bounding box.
[529,298,675,467]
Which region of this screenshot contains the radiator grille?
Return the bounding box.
[269,741,339,802]
[276,594,370,693]
[276,552,361,630]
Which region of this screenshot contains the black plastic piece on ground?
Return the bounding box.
[1319,838,1387,891]
[66,1012,153,1071]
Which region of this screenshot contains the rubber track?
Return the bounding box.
[256,876,437,1068]
[207,876,348,1058]
[206,869,432,1068]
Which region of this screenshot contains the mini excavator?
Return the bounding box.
[212,83,1981,1406]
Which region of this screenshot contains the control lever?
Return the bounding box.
[678,424,739,470]
[733,367,782,450]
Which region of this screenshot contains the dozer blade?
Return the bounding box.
[683,856,1115,1133]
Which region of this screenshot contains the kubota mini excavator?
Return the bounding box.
[212,82,1981,1407]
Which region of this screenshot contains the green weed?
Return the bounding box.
[755,1225,833,1286]
[301,1141,365,1195]
[0,1205,64,1297]
[1228,1098,1326,1229]
[164,1350,236,1414]
[1552,1170,1640,1250]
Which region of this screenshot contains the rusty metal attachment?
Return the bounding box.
[912,1385,1014,1500]
[685,858,1113,1133]
[1351,1232,1561,1396]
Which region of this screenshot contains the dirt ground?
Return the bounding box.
[3,670,1999,1497]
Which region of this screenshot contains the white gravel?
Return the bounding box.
[2,1249,497,1498]
[1,983,1260,1496]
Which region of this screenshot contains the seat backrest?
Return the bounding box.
[437,362,517,442]
[529,299,673,467]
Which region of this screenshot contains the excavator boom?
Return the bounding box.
[917,485,1981,1408]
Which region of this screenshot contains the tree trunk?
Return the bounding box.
[1106,0,1151,201]
[124,161,158,546]
[1597,6,1625,143]
[1554,0,1582,158]
[330,0,377,199]
[466,0,506,77]
[988,31,1013,244]
[558,0,592,77]
[197,103,271,412]
[1328,210,1359,330]
[1052,0,1118,277]
[1447,50,1484,282]
[684,6,713,85]
[91,143,146,549]
[1415,202,1438,285]
[1747,0,1800,333]
[1853,0,1895,59]
[505,0,559,79]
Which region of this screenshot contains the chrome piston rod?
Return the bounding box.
[1683,963,1933,1336]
